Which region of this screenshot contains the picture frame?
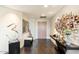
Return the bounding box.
[22,19,29,33]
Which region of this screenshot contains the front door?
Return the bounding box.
[38,22,47,39]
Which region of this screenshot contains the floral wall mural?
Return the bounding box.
[55,12,79,34]
[55,12,79,47]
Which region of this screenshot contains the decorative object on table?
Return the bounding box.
[64,29,71,35]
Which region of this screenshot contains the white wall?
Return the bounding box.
[0,6,23,53]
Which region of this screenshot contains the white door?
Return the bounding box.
[38,22,47,39]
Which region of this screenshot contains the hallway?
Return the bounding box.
[20,39,57,54]
[0,5,79,54]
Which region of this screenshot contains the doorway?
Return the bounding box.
[38,22,47,39]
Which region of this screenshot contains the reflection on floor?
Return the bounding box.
[20,39,57,54]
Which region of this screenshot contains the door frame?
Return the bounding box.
[36,19,50,39]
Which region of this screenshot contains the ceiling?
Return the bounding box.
[4,5,65,19]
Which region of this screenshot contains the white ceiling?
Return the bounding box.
[4,5,65,19]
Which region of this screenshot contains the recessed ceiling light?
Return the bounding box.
[44,5,48,8]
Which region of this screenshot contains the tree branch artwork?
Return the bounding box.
[7,23,18,34]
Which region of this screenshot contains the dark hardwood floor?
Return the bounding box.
[20,39,57,54]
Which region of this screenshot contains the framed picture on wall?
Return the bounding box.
[22,19,29,33]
